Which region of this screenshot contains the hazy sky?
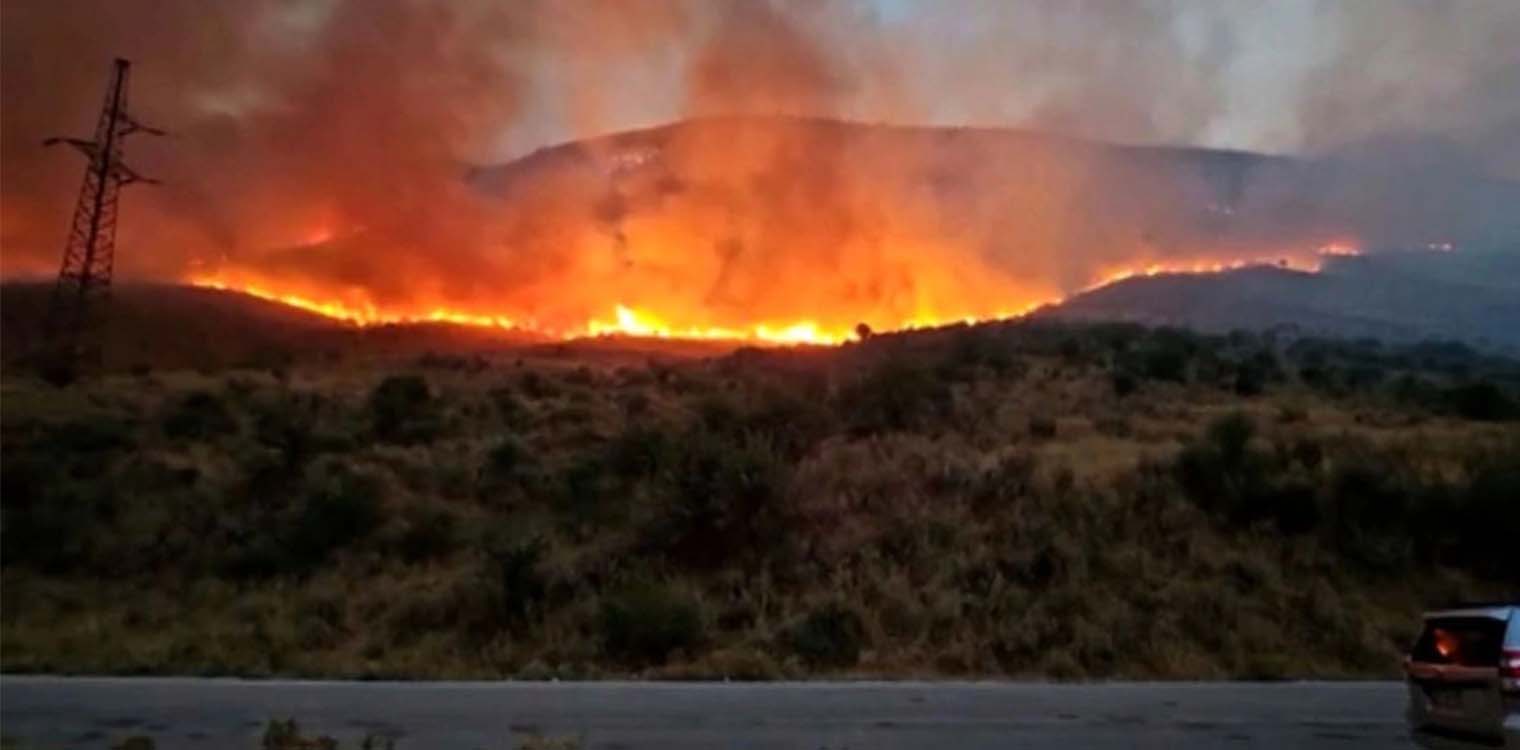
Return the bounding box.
[492,0,1515,168]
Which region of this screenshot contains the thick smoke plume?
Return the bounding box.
[3,0,1517,337]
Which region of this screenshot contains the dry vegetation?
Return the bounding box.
[3,321,1518,680]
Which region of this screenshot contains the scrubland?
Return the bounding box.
[3,322,1517,679]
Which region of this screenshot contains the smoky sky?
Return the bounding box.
[2,0,1516,303]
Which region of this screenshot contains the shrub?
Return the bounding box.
[519,370,559,399]
[1233,363,1265,396]
[1137,331,1194,382]
[0,478,104,572]
[786,602,866,669]
[558,452,615,524]
[41,415,133,454]
[482,534,548,627]
[644,433,792,568]
[837,358,951,434]
[600,581,704,666]
[946,326,1018,376]
[369,374,434,442]
[1457,461,1520,577]
[607,423,676,480]
[735,386,836,459]
[1326,460,1417,570]
[1207,412,1254,465]
[1111,370,1138,397]
[395,505,459,563]
[162,390,237,440]
[484,435,531,481]
[284,466,384,570]
[1447,381,1518,422]
[1028,416,1057,440]
[488,386,532,427]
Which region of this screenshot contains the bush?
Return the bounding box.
[644,433,793,568]
[482,534,548,627]
[1461,462,1520,577]
[1233,363,1265,396]
[483,435,531,481]
[395,505,459,563]
[284,466,384,570]
[600,581,704,665]
[1028,416,1057,440]
[40,415,133,454]
[1137,330,1195,383]
[946,326,1018,376]
[1447,381,1518,422]
[607,423,676,480]
[837,358,952,434]
[0,478,105,572]
[162,390,237,440]
[1112,370,1138,398]
[369,374,434,442]
[1207,412,1254,465]
[787,602,866,669]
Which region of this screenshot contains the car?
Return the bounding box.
[1407,602,1520,748]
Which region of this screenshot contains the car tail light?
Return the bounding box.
[1502,649,1520,693]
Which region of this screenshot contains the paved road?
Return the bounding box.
[0,676,1419,749]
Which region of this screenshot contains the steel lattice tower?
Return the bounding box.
[41,57,162,383]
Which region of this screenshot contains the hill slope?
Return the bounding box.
[1044,251,1520,350]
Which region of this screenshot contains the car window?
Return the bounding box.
[1411,616,1508,667]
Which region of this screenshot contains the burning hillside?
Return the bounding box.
[183,117,1390,345]
[4,3,1517,348]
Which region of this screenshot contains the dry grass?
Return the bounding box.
[3,323,1518,680]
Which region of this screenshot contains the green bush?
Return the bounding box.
[600,581,704,666]
[369,374,434,442]
[787,602,866,669]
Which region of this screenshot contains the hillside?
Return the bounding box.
[472,115,1520,257]
[0,282,562,373]
[3,318,1517,679]
[1044,251,1520,350]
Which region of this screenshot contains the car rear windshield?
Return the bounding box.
[1411,616,1508,667]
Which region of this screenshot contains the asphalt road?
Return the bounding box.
[0,676,1420,749]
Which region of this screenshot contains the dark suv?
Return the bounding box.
[1407,603,1520,748]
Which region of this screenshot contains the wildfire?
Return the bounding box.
[187,240,1363,346]
[1082,243,1360,293]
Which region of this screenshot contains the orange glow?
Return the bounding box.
[188,242,1353,346]
[1433,629,1459,659]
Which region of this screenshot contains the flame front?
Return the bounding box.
[188,242,1359,345]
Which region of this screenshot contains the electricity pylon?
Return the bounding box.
[40,57,163,383]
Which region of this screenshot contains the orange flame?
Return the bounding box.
[187,240,1361,345]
